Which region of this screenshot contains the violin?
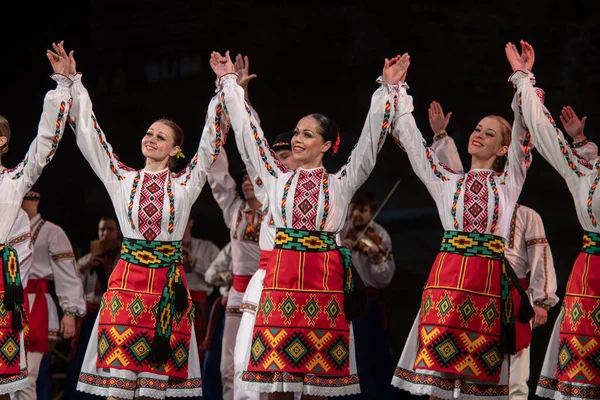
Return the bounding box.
[344,178,401,262]
[344,225,391,262]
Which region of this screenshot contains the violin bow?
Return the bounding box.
[355,178,402,243]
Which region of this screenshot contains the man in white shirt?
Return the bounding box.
[17,188,86,400]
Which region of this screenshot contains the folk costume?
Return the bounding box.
[512,70,600,399]
[390,73,535,399]
[0,74,72,394]
[73,75,227,399]
[432,133,559,399]
[222,73,397,396]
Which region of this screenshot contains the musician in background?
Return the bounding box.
[64,216,121,400]
[340,190,396,400]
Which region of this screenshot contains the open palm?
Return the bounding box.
[383,53,410,84]
[210,51,235,79]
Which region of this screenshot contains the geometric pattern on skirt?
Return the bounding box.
[537,235,600,399]
[556,250,600,386]
[76,312,202,399]
[393,231,513,398]
[415,250,504,383]
[241,229,359,396]
[392,313,509,399]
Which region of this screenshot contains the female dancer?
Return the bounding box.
[428,100,559,400]
[506,41,600,399]
[390,45,535,399]
[59,41,225,399]
[211,50,407,398]
[0,42,73,397]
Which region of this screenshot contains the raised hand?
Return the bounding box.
[235,54,257,90]
[428,101,452,135]
[382,53,410,84]
[210,51,235,80]
[521,40,535,71]
[560,106,587,142]
[505,40,534,73]
[46,41,76,76]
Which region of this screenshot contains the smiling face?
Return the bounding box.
[141,121,181,167]
[291,116,332,166]
[467,116,509,164]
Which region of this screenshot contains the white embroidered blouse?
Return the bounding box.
[220,74,397,235]
[389,74,532,240]
[69,77,226,241]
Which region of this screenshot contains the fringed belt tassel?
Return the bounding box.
[120,238,188,364]
[440,231,535,355]
[0,244,24,332]
[273,228,367,321]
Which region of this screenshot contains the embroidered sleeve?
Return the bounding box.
[523,208,559,307]
[390,86,460,188]
[171,87,231,198]
[9,74,73,196]
[48,224,86,316]
[204,242,232,287]
[69,77,135,185]
[511,71,596,179]
[572,139,599,163]
[207,148,245,228]
[219,74,286,190]
[430,135,465,174]
[496,72,538,190]
[7,210,32,289]
[233,105,272,210]
[332,79,397,195]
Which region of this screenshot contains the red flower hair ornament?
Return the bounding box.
[332,131,341,154]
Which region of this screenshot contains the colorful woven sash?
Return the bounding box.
[0,244,24,331]
[274,228,366,321]
[120,238,187,364]
[582,231,600,255]
[439,231,534,355]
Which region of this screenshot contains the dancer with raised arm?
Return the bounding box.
[211,50,406,398]
[503,40,600,399]
[390,47,535,399]
[0,41,73,398]
[60,42,227,398]
[428,100,559,399]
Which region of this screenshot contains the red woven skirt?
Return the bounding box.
[245,230,352,378]
[556,233,600,385]
[96,239,193,378]
[0,244,27,375]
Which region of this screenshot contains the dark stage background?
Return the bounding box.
[3,1,600,398]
